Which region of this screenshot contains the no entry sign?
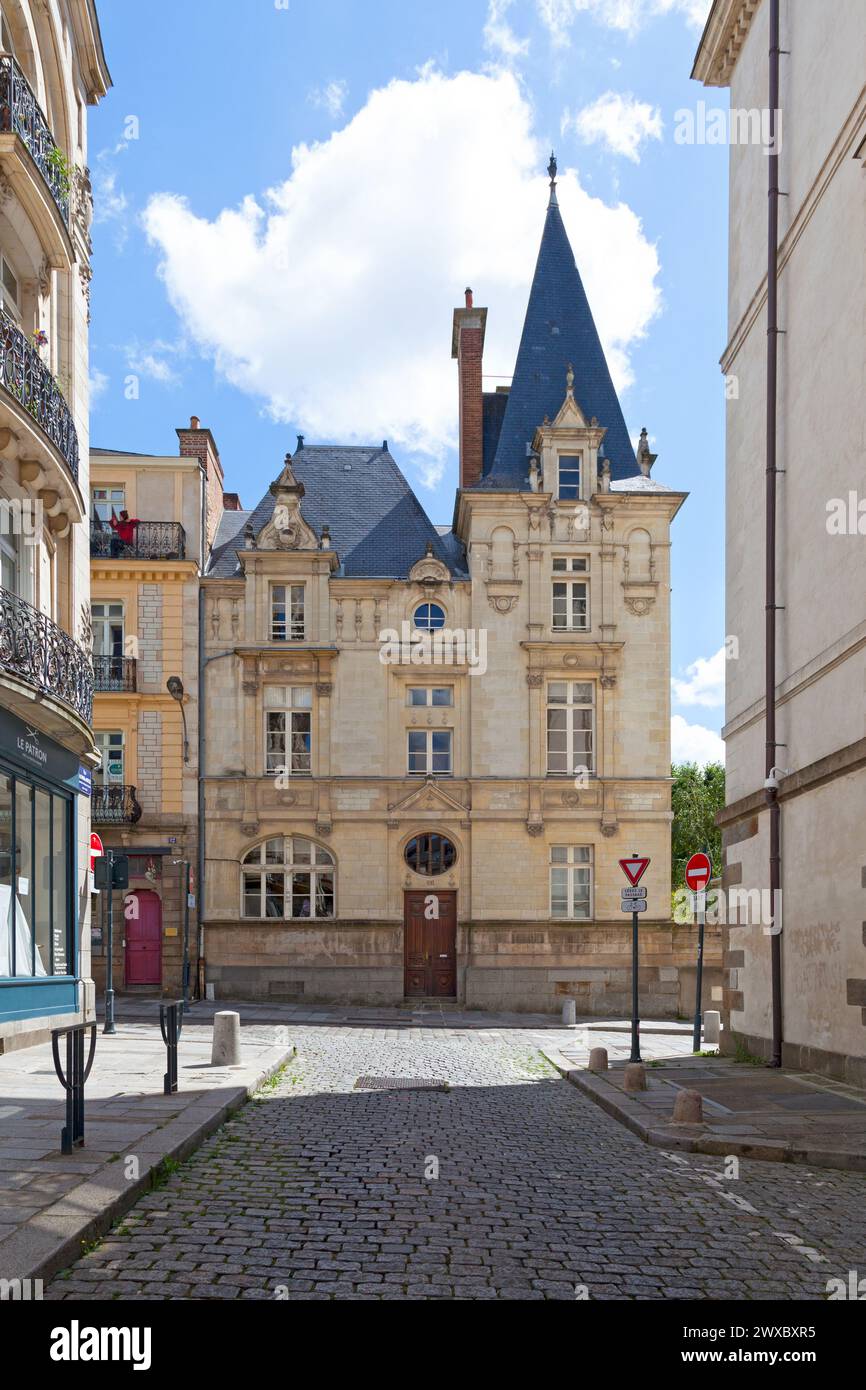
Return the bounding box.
[619,855,650,887]
[685,852,712,892]
[89,831,104,873]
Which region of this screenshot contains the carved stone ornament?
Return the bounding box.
[624,595,655,617]
[315,820,332,837]
[600,675,617,689]
[526,821,544,837]
[316,682,333,696]
[488,594,518,614]
[562,790,581,807]
[408,544,450,585]
[79,601,93,651]
[526,672,544,687]
[241,822,259,837]
[601,823,618,838]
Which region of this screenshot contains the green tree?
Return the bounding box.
[670,762,725,890]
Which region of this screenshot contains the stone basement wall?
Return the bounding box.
[203,921,721,1014]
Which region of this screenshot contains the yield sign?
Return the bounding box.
[619,855,650,887]
[685,852,712,892]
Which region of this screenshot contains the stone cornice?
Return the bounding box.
[691,0,761,88]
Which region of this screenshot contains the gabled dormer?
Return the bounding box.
[531,365,608,504]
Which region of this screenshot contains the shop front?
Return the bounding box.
[0,705,82,1030]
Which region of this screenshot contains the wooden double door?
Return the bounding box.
[403,890,457,998]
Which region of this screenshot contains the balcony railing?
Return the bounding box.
[92,655,137,692]
[91,784,142,826]
[90,521,186,561]
[0,308,79,482]
[0,585,92,722]
[0,53,70,226]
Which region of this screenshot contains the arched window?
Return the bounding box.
[241,837,335,920]
[413,602,445,632]
[404,833,457,876]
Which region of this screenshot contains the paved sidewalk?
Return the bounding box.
[0,1016,294,1284]
[541,1032,866,1173]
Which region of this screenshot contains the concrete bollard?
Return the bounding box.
[211,1010,242,1067]
[623,1062,647,1092]
[672,1088,704,1123]
[703,1010,721,1045]
[588,1046,608,1074]
[562,997,577,1027]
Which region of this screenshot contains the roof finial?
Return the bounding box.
[566,362,574,397]
[547,150,558,208]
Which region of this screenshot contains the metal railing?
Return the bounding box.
[0,308,79,482]
[0,585,92,721]
[90,520,186,561]
[91,784,142,826]
[0,52,70,225]
[92,654,137,692]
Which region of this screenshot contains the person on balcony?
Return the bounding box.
[109,509,140,557]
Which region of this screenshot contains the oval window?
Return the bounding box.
[413,602,445,632]
[404,833,457,876]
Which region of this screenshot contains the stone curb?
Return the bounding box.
[540,1048,866,1175]
[0,1043,296,1285]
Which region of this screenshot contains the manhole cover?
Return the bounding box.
[354,1076,447,1092]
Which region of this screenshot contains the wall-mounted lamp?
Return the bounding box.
[166,675,190,764]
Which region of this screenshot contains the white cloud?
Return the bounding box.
[564,91,663,162]
[484,0,530,61]
[672,645,725,708]
[89,368,109,405]
[537,0,710,44]
[123,339,182,386]
[671,715,725,766]
[308,80,348,120]
[143,68,660,486]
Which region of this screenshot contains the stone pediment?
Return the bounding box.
[387,778,468,817]
[409,542,450,585]
[254,453,320,551]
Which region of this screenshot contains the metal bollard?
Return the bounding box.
[51,1023,97,1154]
[159,1000,184,1095]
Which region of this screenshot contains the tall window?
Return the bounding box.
[91,487,125,524]
[94,731,124,784]
[552,557,589,631]
[0,254,21,324]
[241,837,335,920]
[550,846,592,919]
[547,681,594,775]
[0,771,71,978]
[264,685,312,775]
[271,584,304,641]
[91,602,124,656]
[408,729,452,776]
[558,455,581,500]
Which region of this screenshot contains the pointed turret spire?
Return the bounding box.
[483,172,638,487]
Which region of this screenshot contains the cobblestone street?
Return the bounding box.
[45,1028,866,1301]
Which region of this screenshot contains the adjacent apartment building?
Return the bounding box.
[198,165,716,1013]
[0,1,109,1050]
[88,421,223,996]
[694,0,866,1079]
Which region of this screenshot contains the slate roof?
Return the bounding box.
[206,444,468,580]
[479,192,639,490]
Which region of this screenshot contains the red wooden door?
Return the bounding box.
[403,891,456,998]
[125,890,162,986]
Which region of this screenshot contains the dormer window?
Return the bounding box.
[558,455,581,501]
[271,584,304,641]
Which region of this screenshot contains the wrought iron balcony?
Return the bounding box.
[0,585,92,722]
[0,53,70,226]
[90,520,186,561]
[91,784,142,826]
[92,655,137,692]
[0,308,79,482]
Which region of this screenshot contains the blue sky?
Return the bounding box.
[89,0,727,760]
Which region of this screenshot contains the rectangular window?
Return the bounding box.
[0,254,20,322]
[91,601,125,656]
[558,455,581,501]
[264,685,312,775]
[94,731,124,784]
[546,681,595,776]
[552,558,589,631]
[0,770,71,978]
[550,845,592,919]
[407,729,452,776]
[91,487,125,524]
[407,687,453,706]
[271,584,304,641]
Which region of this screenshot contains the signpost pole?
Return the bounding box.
[103,850,116,1036]
[692,896,706,1053]
[630,907,641,1063]
[182,862,191,1014]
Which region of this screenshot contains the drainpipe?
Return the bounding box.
[196,582,235,999]
[765,0,783,1066]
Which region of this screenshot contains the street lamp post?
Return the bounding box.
[172,858,191,1012]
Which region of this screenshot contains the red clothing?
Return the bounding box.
[110,515,139,544]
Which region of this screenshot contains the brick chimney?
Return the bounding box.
[176,415,224,554]
[452,287,487,489]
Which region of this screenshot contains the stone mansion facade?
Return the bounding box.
[196,167,715,1012]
